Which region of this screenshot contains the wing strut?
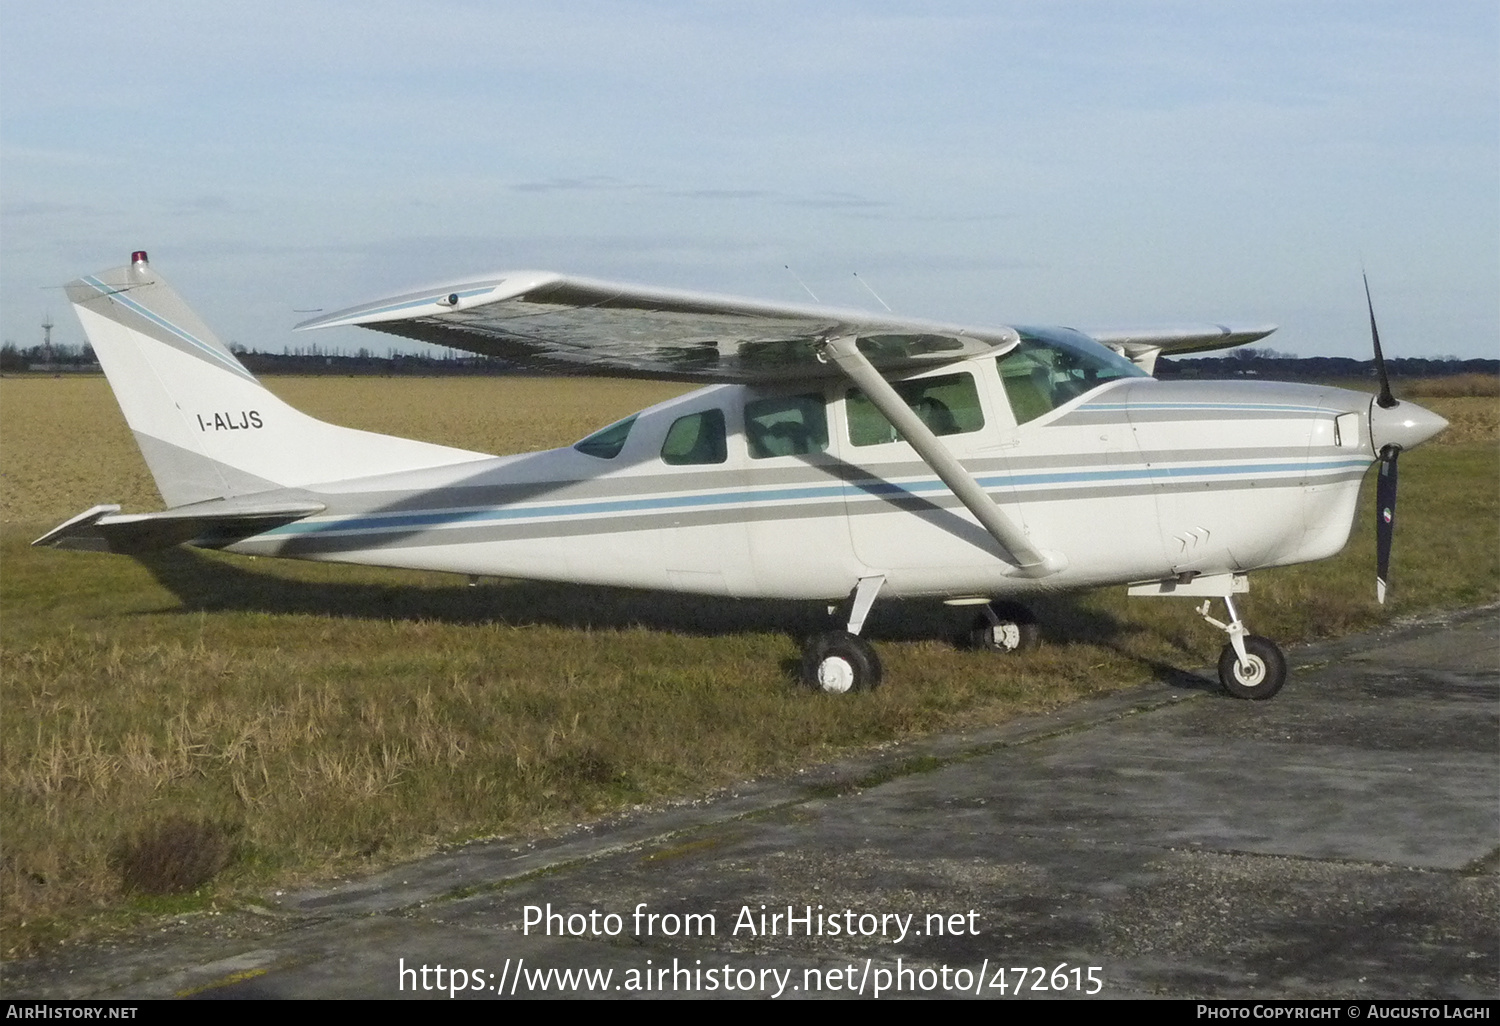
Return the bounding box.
[818,336,1065,577]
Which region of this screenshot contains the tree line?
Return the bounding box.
[4,341,1494,380]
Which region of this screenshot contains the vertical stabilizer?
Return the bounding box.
[66,253,488,507]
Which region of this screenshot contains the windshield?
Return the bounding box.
[998,327,1144,424]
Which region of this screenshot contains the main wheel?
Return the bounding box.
[1217,635,1287,700]
[967,601,1040,653]
[800,631,882,694]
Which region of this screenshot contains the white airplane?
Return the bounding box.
[37,252,1447,699]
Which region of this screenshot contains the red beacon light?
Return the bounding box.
[131,250,149,265]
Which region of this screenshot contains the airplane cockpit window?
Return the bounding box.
[846,371,985,446]
[660,408,728,465]
[997,328,1145,425]
[573,415,637,459]
[745,393,829,459]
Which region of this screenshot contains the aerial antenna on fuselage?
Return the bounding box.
[852,272,892,313]
[784,265,820,304]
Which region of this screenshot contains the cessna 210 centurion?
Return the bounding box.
[37,252,1447,699]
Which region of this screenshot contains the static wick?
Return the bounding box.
[852,272,892,313]
[784,265,820,304]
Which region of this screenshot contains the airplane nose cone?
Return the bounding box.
[1369,398,1448,452]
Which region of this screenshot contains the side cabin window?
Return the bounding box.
[846,371,985,446]
[660,408,728,465]
[745,393,828,459]
[997,329,1145,425]
[574,415,637,459]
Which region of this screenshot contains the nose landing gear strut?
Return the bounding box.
[1198,595,1287,700]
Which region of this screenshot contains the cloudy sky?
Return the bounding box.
[3,2,1495,359]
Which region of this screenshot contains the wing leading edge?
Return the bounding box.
[299,271,1276,382]
[298,273,1021,383]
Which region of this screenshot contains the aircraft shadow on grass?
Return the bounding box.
[131,545,1220,692]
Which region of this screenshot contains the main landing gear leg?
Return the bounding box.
[1197,595,1287,700]
[800,575,885,694]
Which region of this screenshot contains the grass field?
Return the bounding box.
[2,373,1495,955]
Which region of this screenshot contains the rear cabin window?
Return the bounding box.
[573,415,637,459]
[846,372,985,446]
[745,393,828,459]
[997,330,1144,425]
[660,409,728,465]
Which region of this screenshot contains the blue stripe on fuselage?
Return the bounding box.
[1078,401,1333,414]
[265,455,1373,539]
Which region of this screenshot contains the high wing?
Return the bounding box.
[297,272,1024,383]
[1090,324,1278,374]
[299,271,1277,381]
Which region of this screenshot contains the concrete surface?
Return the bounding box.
[4,605,1496,1000]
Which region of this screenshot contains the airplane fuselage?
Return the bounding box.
[223,359,1377,603]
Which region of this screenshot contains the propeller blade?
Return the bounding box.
[1363,271,1397,409]
[1375,446,1399,603]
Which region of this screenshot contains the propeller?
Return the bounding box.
[1365,272,1398,413]
[1364,273,1401,605]
[1375,440,1397,604]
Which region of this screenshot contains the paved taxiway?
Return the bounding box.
[5,605,1496,999]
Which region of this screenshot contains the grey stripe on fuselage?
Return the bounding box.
[1007,446,1321,470]
[239,469,1345,558]
[309,445,1342,517]
[247,499,850,556]
[999,467,1364,508]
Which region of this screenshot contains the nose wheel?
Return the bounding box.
[1217,634,1286,699]
[1199,597,1287,700]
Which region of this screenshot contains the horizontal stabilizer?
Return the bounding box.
[33,498,326,554]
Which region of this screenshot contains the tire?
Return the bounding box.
[967,601,1041,654]
[1218,635,1287,700]
[800,631,882,694]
